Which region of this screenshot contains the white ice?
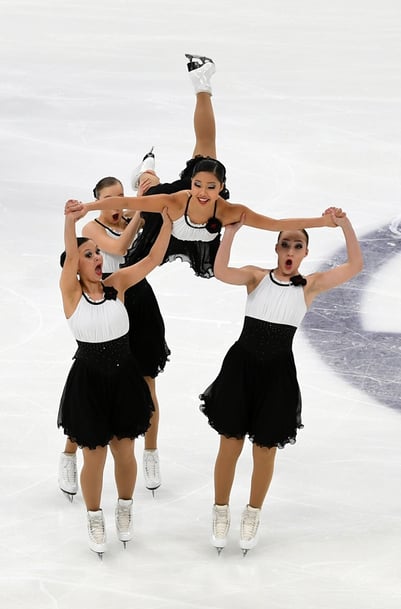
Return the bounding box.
[1,1,401,608]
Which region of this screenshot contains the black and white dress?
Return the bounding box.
[124,195,222,279]
[94,219,170,378]
[200,271,308,449]
[57,286,154,449]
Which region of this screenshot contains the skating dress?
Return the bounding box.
[57,286,154,449]
[94,218,127,275]
[124,194,221,279]
[94,219,169,378]
[200,271,308,448]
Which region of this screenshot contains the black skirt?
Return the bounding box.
[200,317,303,448]
[58,334,154,449]
[124,278,170,378]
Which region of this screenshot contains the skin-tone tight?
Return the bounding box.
[81,437,136,511]
[214,436,277,509]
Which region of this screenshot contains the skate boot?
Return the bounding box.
[143,449,161,496]
[115,498,133,548]
[239,505,261,556]
[58,452,78,501]
[87,509,106,559]
[131,147,155,190]
[185,53,215,95]
[211,504,230,554]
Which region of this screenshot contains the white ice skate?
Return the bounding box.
[185,53,216,95]
[58,452,78,502]
[87,509,106,559]
[115,498,133,548]
[131,147,155,190]
[143,449,161,496]
[211,504,230,555]
[239,505,261,556]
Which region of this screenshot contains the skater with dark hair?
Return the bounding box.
[68,155,342,265]
[125,53,229,281]
[58,204,171,557]
[58,176,169,499]
[199,209,363,555]
[67,52,342,276]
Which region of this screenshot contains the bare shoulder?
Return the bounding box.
[247,267,269,293]
[81,219,99,237]
[219,200,244,222]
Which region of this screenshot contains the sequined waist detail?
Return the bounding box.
[237,316,297,359]
[74,334,132,366]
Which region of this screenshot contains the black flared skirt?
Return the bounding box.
[200,317,303,448]
[58,334,154,449]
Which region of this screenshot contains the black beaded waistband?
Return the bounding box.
[74,334,131,364]
[237,316,296,359]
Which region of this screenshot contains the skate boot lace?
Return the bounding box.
[241,508,260,541]
[213,506,230,538]
[63,459,77,485]
[89,514,105,543]
[117,505,132,532]
[144,452,159,480]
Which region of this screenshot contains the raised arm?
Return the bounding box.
[82,212,142,256]
[105,208,173,294]
[59,210,85,317]
[214,215,263,289]
[305,215,363,305]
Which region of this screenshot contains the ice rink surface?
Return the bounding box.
[0,1,400,607]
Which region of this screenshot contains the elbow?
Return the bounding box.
[213,265,224,280]
[351,256,364,277]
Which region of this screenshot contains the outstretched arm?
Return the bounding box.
[305,215,363,304]
[221,202,344,231]
[104,208,173,294]
[81,192,183,218]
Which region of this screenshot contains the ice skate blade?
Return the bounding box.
[216,547,224,556]
[146,484,160,496]
[242,549,249,557]
[61,489,75,503]
[185,53,214,72]
[142,146,154,161]
[90,549,105,560]
[185,53,214,64]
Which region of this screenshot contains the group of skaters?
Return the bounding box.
[57,54,363,558]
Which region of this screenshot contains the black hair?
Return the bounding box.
[277,229,309,246]
[92,176,122,199]
[59,237,90,268]
[180,156,230,199]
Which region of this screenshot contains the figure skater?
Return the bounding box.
[58,176,169,498]
[199,209,363,555]
[58,204,171,557]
